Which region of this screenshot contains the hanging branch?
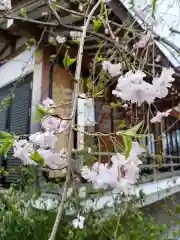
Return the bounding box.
[48,1,102,240]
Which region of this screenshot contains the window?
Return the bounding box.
[0,74,32,186]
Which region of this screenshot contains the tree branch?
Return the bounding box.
[48,1,102,240]
[0,14,58,27]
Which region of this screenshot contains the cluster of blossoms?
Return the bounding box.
[81,141,146,195]
[13,98,69,170]
[102,61,175,106]
[0,0,11,10]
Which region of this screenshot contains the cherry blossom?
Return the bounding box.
[70,31,82,41]
[42,12,48,16]
[40,116,61,133]
[29,131,58,149]
[81,142,144,193]
[113,68,175,106]
[102,61,121,77]
[0,0,11,10]
[150,109,172,123]
[37,149,67,170]
[152,68,175,99]
[12,98,69,171]
[42,97,54,109]
[13,140,36,165]
[56,36,66,44]
[72,215,85,229]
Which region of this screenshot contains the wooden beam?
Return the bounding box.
[0,43,9,57]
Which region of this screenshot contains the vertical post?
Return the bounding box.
[30,49,43,134]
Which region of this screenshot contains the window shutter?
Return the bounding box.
[0,87,9,184]
[5,74,32,184]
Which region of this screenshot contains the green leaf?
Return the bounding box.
[123,135,132,159]
[130,0,134,8]
[0,139,14,158]
[30,151,44,165]
[70,40,80,45]
[20,8,27,18]
[122,121,143,137]
[0,131,12,138]
[51,2,57,9]
[63,53,76,69]
[117,234,126,240]
[140,144,147,150]
[93,18,103,32]
[86,78,93,90]
[152,0,157,17]
[97,56,104,62]
[85,155,95,167]
[110,102,121,109]
[118,119,125,129]
[3,141,14,158]
[28,38,36,45]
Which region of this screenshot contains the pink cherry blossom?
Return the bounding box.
[42,97,54,109]
[150,109,172,123]
[29,131,58,149]
[102,61,121,77]
[13,140,36,165]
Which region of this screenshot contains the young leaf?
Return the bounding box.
[63,53,76,69]
[20,8,27,18]
[123,135,132,159]
[51,2,57,10]
[30,151,44,165]
[97,56,104,62]
[86,78,94,90]
[152,0,157,17]
[3,141,14,158]
[110,102,121,108]
[33,104,48,121]
[117,234,126,240]
[0,131,12,138]
[93,18,103,32]
[70,40,80,45]
[122,121,143,136]
[117,119,126,129]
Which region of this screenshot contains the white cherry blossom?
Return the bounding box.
[42,97,54,109]
[72,215,85,229]
[13,140,36,165]
[56,36,66,44]
[42,12,48,16]
[0,0,11,10]
[41,115,61,133]
[37,149,67,170]
[113,68,175,106]
[81,142,144,193]
[102,61,121,77]
[29,131,58,149]
[70,31,82,40]
[150,109,172,123]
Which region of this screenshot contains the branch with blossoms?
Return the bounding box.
[0,0,180,239]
